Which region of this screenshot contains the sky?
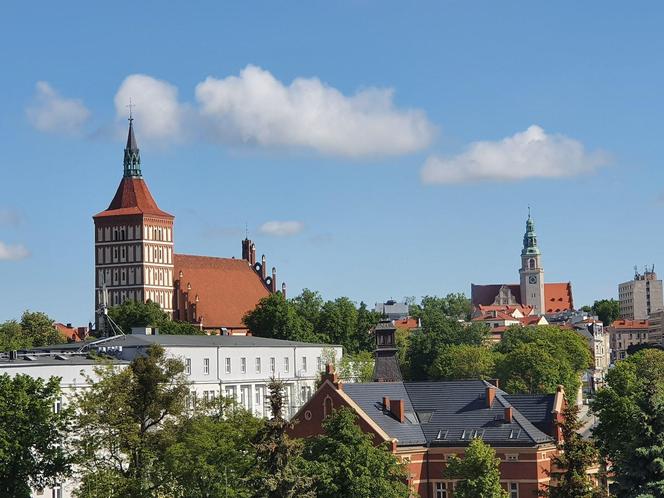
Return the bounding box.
[1,1,664,325]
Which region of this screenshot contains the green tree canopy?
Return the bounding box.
[542,400,605,498]
[243,293,319,343]
[409,293,472,321]
[591,349,664,497]
[73,345,189,497]
[107,300,204,335]
[0,311,67,352]
[303,407,409,498]
[444,437,508,498]
[494,326,591,399]
[429,344,499,381]
[591,299,620,327]
[0,374,73,498]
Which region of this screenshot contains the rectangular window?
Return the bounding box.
[241,357,247,373]
[435,482,447,498]
[53,398,62,414]
[255,357,261,373]
[270,357,276,373]
[255,385,263,405]
[185,358,191,375]
[317,356,322,371]
[225,357,231,374]
[301,356,307,372]
[284,356,290,373]
[510,482,518,498]
[225,385,236,400]
[203,358,210,375]
[52,483,62,498]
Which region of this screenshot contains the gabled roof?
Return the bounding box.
[342,380,555,448]
[93,177,174,219]
[504,394,555,436]
[174,254,270,329]
[471,283,574,314]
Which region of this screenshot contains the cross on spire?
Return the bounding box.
[126,98,135,122]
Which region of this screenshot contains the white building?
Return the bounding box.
[1,333,342,498]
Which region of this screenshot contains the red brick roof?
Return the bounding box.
[393,318,419,330]
[174,254,270,329]
[471,283,573,314]
[94,177,174,219]
[610,319,649,330]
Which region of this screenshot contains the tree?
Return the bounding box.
[405,318,488,380]
[107,300,204,335]
[291,288,324,326]
[355,301,379,352]
[318,297,361,353]
[591,349,664,497]
[494,326,591,399]
[429,344,498,381]
[249,379,315,498]
[162,399,263,498]
[20,311,66,347]
[73,345,189,497]
[336,351,375,383]
[243,293,319,343]
[303,407,409,498]
[591,299,620,327]
[541,401,605,498]
[444,438,508,498]
[409,294,472,321]
[0,374,73,497]
[0,320,32,351]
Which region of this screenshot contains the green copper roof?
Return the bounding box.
[522,211,540,256]
[123,118,142,178]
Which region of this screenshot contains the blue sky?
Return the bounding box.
[1,1,664,325]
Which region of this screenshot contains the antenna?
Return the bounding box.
[95,276,125,337]
[126,98,135,121]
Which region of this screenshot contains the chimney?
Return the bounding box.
[250,243,256,265]
[486,385,496,408]
[488,378,500,388]
[281,282,287,299]
[271,267,277,292]
[383,396,391,411]
[390,399,405,423]
[261,255,267,279]
[322,363,340,388]
[504,406,513,423]
[241,238,251,262]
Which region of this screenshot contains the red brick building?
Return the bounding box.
[93,118,282,334]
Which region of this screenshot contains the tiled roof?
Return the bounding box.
[478,305,534,316]
[94,177,174,219]
[343,380,554,448]
[471,283,574,314]
[610,319,649,330]
[393,318,419,330]
[504,394,555,436]
[174,254,270,329]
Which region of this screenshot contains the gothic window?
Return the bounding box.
[323,396,333,418]
[529,258,535,269]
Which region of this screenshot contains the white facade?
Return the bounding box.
[2,334,342,498]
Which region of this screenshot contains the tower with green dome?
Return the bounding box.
[519,209,545,315]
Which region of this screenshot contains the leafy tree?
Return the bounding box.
[494,326,591,399]
[162,399,263,498]
[409,293,472,321]
[405,318,488,380]
[73,345,189,497]
[541,401,605,498]
[291,288,324,326]
[108,300,206,335]
[591,299,620,327]
[318,297,361,353]
[0,374,73,498]
[0,320,32,351]
[336,351,375,383]
[444,437,508,498]
[249,379,315,498]
[429,344,499,381]
[303,407,409,498]
[20,311,66,347]
[157,319,205,335]
[591,349,664,497]
[243,293,319,343]
[355,301,379,352]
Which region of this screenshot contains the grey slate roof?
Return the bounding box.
[343,379,554,448]
[0,353,128,367]
[84,334,337,349]
[504,394,555,435]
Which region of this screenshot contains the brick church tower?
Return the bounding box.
[93,118,174,331]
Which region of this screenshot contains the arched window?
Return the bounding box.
[529,258,536,270]
[323,396,333,418]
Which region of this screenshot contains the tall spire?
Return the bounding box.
[123,107,142,178]
[522,209,540,256]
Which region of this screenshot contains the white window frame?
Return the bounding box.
[434,481,448,498]
[270,357,276,373]
[284,356,290,373]
[203,358,210,375]
[255,357,261,373]
[225,357,231,374]
[241,357,247,374]
[185,358,191,375]
[509,482,519,498]
[301,356,307,372]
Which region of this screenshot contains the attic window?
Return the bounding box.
[24,355,37,361]
[509,429,522,439]
[436,429,448,440]
[54,354,69,361]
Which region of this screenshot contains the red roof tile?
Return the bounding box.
[393,318,419,330]
[610,319,649,330]
[174,254,270,329]
[94,177,173,219]
[472,282,573,314]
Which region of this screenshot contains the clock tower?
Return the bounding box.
[519,210,545,315]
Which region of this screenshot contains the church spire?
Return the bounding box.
[123,112,142,178]
[522,209,540,256]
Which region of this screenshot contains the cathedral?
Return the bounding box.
[471,212,573,316]
[93,118,283,333]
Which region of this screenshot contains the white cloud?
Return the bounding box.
[421,125,609,184]
[26,82,90,135]
[114,74,185,141]
[258,221,304,237]
[194,65,435,157]
[110,65,434,156]
[0,242,29,261]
